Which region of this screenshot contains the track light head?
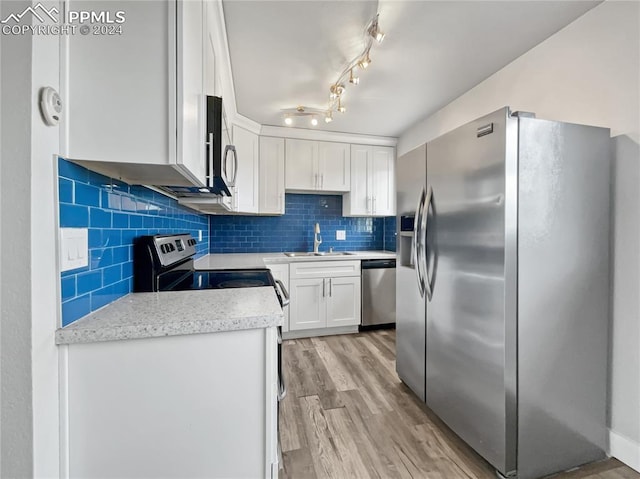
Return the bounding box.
[349,69,360,85]
[311,116,318,126]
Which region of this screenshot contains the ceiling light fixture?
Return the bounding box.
[280,106,327,127]
[281,12,384,126]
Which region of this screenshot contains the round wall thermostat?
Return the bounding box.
[40,87,62,126]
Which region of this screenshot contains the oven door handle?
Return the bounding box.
[278,375,287,402]
[275,279,290,307]
[277,326,286,401]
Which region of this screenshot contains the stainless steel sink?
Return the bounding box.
[283,251,356,257]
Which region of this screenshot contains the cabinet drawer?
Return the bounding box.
[289,260,361,279]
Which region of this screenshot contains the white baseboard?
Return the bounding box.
[609,429,640,472]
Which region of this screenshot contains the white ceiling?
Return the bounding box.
[222,0,600,138]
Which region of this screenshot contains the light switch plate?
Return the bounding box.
[60,228,89,272]
[336,230,346,240]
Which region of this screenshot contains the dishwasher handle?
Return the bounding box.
[361,259,396,269]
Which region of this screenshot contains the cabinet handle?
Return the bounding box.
[279,193,283,212]
[322,278,325,297]
[206,133,213,182]
[329,278,332,297]
[373,196,377,215]
[321,174,324,189]
[314,174,318,189]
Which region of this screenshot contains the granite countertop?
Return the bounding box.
[194,250,397,270]
[56,287,283,345]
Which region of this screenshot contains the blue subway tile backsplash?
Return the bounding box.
[209,194,394,254]
[58,158,210,326]
[384,216,397,252]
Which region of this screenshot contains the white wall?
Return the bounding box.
[30,1,62,476]
[1,1,35,476]
[398,0,640,470]
[0,1,61,477]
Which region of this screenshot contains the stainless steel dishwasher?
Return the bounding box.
[361,259,396,329]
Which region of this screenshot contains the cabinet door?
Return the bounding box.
[326,276,362,328]
[268,264,290,332]
[371,146,395,216]
[318,142,350,192]
[285,139,317,190]
[64,1,172,168]
[204,2,216,96]
[176,0,206,185]
[345,145,372,215]
[233,125,259,214]
[289,278,325,330]
[259,137,285,214]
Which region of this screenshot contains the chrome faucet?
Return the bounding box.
[313,223,322,253]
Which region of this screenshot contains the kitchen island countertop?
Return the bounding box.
[56,287,283,345]
[194,250,396,270]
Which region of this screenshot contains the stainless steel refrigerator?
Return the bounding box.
[396,107,610,479]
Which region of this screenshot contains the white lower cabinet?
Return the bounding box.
[326,276,361,328]
[290,278,326,330]
[63,329,278,479]
[288,261,361,334]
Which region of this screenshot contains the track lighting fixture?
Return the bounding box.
[281,12,384,126]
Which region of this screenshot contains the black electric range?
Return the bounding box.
[132,233,285,305]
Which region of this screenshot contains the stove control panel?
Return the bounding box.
[152,234,197,267]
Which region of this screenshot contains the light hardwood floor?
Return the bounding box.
[279,330,639,479]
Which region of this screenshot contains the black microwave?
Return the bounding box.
[206,95,237,196]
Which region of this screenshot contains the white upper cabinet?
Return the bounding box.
[259,137,285,215]
[233,125,259,214]
[204,1,216,96]
[62,0,207,187]
[343,145,396,216]
[177,0,206,186]
[346,145,371,215]
[285,139,317,190]
[318,142,350,191]
[371,146,395,215]
[285,139,351,192]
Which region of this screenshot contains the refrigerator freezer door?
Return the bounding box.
[395,144,427,401]
[425,107,517,475]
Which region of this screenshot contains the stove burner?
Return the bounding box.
[217,279,269,288]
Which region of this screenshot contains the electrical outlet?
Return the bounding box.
[198,230,203,242]
[60,228,88,272]
[336,230,346,240]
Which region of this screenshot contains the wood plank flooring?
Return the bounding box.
[279,330,639,479]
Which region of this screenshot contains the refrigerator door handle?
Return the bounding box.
[413,188,427,297]
[422,185,434,300]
